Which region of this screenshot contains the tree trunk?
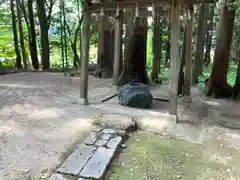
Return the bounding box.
[28,0,39,70]
[118,15,150,86]
[192,3,209,85]
[16,0,28,69]
[209,0,235,98]
[94,15,114,78]
[204,4,214,67]
[165,22,171,69]
[178,27,187,95]
[11,0,22,69]
[62,0,68,69]
[72,25,81,68]
[36,0,50,69]
[151,10,163,82]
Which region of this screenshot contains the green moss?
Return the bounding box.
[106,132,240,180]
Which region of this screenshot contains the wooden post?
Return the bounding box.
[113,12,122,86]
[183,7,193,99]
[80,10,90,105]
[169,0,181,117]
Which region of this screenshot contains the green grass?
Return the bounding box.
[106,132,240,180]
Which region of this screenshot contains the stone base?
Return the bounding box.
[78,98,89,106]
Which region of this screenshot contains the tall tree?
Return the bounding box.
[119,8,150,85]
[10,0,22,69]
[192,3,209,85]
[204,3,215,67]
[94,14,115,78]
[16,0,28,69]
[208,0,236,97]
[36,0,50,69]
[28,0,39,70]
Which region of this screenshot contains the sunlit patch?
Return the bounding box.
[202,100,220,106]
[0,83,37,88]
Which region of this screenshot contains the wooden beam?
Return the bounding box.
[169,0,181,117]
[183,7,193,98]
[80,11,91,105]
[88,1,170,12]
[113,15,122,86]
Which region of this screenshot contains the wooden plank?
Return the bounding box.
[80,11,91,105]
[169,0,181,116]
[183,7,193,97]
[113,14,122,86]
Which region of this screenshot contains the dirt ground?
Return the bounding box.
[1,72,240,180]
[0,72,114,180]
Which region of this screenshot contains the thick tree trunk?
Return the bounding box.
[11,0,22,69]
[118,16,150,86]
[16,0,28,69]
[62,0,68,69]
[151,10,163,82]
[36,0,50,69]
[204,4,214,67]
[28,0,39,70]
[178,27,187,96]
[192,3,209,85]
[208,0,235,98]
[94,15,114,78]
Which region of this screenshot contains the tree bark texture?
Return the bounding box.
[209,0,236,98]
[11,0,22,69]
[36,0,50,69]
[118,14,150,86]
[204,4,215,67]
[94,15,114,78]
[28,0,39,70]
[192,3,209,85]
[16,0,28,69]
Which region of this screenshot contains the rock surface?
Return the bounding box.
[91,113,137,132]
[118,83,153,109]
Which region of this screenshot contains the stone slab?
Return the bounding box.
[91,113,136,132]
[100,133,112,141]
[48,173,71,180]
[84,132,98,145]
[57,144,96,176]
[107,136,122,149]
[102,128,117,135]
[80,147,116,179]
[94,139,108,147]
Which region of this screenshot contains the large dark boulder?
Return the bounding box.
[118,83,153,109]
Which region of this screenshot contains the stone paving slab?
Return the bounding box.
[57,144,96,176]
[80,147,116,179]
[48,173,72,180]
[50,127,125,180]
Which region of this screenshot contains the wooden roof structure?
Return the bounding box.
[86,0,215,12]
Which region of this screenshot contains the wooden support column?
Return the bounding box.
[169,0,181,117]
[80,10,90,105]
[113,11,122,86]
[183,7,193,100]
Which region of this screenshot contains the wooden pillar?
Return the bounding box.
[80,10,90,105]
[169,0,181,117]
[183,7,193,99]
[113,12,122,86]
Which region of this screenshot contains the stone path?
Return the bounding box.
[49,128,125,180]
